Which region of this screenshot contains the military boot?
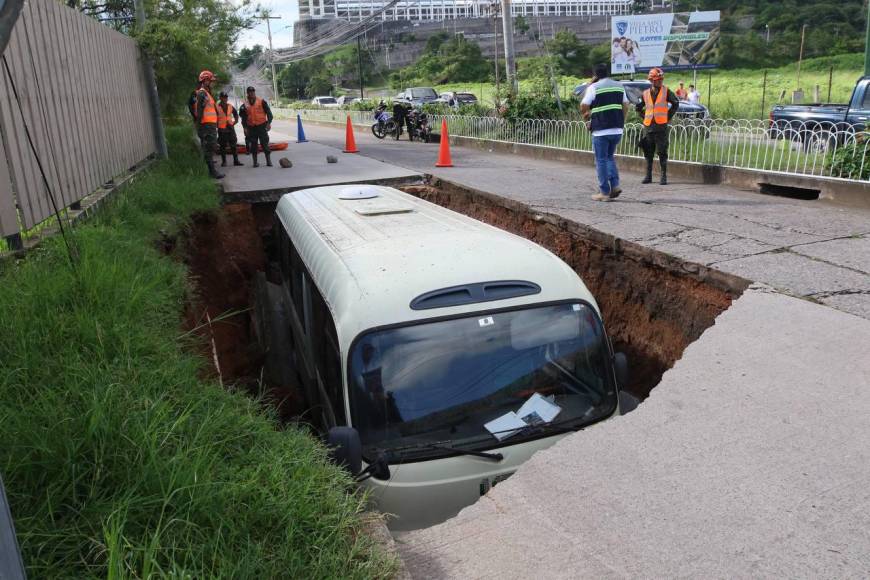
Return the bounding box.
[207,159,225,179]
[642,159,653,184]
[659,158,668,185]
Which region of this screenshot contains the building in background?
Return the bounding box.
[299,0,631,22]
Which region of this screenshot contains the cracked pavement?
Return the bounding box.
[283,121,870,319]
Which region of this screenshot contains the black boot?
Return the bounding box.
[207,159,225,179]
[265,152,273,167]
[659,158,668,185]
[220,152,227,167]
[642,159,653,184]
[252,152,259,168]
[233,152,244,166]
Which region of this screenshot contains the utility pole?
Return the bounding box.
[257,13,281,104]
[865,0,870,76]
[491,1,500,106]
[133,0,167,158]
[501,0,517,95]
[796,23,807,90]
[357,35,365,99]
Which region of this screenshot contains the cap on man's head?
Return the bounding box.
[593,63,609,79]
[246,86,256,93]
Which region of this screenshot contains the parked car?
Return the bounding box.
[311,96,340,108]
[573,80,710,123]
[436,91,479,108]
[769,76,870,151]
[337,95,361,106]
[396,87,440,107]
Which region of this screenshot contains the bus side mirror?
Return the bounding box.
[328,427,362,476]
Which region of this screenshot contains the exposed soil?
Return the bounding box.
[181,203,303,419]
[401,181,749,398]
[179,182,747,410]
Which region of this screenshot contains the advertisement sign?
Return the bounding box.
[611,11,720,74]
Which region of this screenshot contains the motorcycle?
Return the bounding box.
[406,109,431,142]
[371,105,398,139]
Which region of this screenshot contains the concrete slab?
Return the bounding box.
[714,251,870,296]
[791,236,870,274]
[219,139,422,202]
[820,293,870,319]
[397,287,870,578]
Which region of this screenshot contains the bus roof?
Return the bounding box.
[275,185,598,350]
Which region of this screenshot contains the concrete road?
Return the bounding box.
[275,120,870,319]
[397,285,870,578]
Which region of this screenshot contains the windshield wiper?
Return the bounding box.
[394,440,503,461]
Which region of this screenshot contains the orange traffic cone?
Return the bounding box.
[343,115,359,153]
[435,118,453,167]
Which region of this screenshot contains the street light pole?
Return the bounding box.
[257,13,281,104]
[501,0,517,96]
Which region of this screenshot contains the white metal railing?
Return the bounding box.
[276,109,870,182]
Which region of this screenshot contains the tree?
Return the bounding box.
[76,0,255,115]
[391,34,491,87]
[324,45,375,89]
[545,30,590,76]
[236,45,263,70]
[514,15,530,36]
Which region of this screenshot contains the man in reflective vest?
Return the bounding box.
[217,91,243,168]
[239,86,274,167]
[194,70,224,179]
[637,67,679,185]
[581,63,630,202]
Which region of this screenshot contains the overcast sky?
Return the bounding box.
[236,0,299,50]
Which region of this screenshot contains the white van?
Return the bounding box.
[265,184,634,531]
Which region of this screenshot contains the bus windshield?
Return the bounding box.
[348,303,617,461]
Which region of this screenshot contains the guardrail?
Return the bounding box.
[277,109,870,183]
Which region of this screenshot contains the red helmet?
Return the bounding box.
[198,70,215,82]
[647,67,664,81]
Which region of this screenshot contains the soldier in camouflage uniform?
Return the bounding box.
[194,70,224,179]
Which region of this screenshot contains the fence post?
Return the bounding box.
[761,69,767,119]
[827,65,833,102]
[707,73,712,116]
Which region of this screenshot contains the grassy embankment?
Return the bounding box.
[0,125,395,578]
[431,53,864,119]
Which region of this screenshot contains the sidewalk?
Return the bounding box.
[397,285,870,578]
[280,121,870,319]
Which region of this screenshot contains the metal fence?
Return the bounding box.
[280,109,870,183]
[0,0,159,246]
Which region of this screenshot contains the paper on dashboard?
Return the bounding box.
[484,412,528,441]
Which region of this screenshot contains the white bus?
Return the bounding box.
[263,184,634,531]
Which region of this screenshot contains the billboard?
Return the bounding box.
[611,11,720,74]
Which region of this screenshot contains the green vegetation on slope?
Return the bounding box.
[0,126,394,579]
[429,53,864,120]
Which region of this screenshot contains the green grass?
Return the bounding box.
[0,125,395,579]
[429,53,865,120]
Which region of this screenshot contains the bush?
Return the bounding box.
[827,137,870,179]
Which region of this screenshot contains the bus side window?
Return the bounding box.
[288,235,305,327]
[308,275,347,426]
[276,221,291,285]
